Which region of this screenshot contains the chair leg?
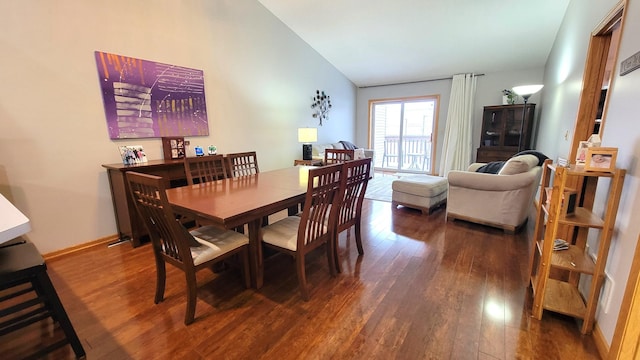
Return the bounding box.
[326,238,337,277]
[154,259,166,304]
[184,271,198,325]
[35,271,86,359]
[355,222,364,255]
[296,253,310,301]
[333,230,343,274]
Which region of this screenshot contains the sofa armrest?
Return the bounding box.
[447,168,539,192]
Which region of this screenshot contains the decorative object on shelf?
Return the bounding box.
[575,134,601,164]
[584,147,618,172]
[95,51,209,139]
[162,137,186,160]
[502,89,518,105]
[119,145,148,165]
[311,90,332,126]
[208,145,217,155]
[512,85,544,152]
[298,127,318,160]
[194,146,204,156]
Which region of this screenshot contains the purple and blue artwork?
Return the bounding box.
[95,51,209,139]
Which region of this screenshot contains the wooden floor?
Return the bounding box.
[1,200,601,359]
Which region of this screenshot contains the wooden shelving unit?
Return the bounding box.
[528,160,625,334]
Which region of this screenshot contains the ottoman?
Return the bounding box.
[391,175,448,215]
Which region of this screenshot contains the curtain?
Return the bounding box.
[438,73,477,177]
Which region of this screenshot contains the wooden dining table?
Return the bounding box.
[165,166,313,288]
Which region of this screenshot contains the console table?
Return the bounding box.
[102,159,190,247]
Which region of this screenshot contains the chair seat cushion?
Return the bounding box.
[261,216,301,251]
[392,175,448,197]
[189,226,248,265]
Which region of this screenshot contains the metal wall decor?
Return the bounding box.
[311,90,332,126]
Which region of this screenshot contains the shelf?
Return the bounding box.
[530,160,626,334]
[550,245,595,274]
[548,163,617,178]
[558,207,604,228]
[543,279,587,318]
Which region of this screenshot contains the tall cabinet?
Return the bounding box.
[476,104,535,163]
[529,160,625,334]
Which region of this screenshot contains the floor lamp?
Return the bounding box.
[512,85,543,152]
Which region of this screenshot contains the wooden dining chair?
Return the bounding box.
[260,163,344,300]
[333,158,372,273]
[227,151,259,177]
[324,149,354,165]
[126,171,250,325]
[184,154,227,185]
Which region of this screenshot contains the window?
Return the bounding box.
[369,96,438,174]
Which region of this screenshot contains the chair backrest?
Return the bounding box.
[337,158,372,232]
[297,163,343,254]
[126,171,193,269]
[184,155,227,185]
[324,149,354,165]
[227,151,259,177]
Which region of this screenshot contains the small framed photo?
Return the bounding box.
[162,137,185,160]
[575,141,590,164]
[584,147,617,172]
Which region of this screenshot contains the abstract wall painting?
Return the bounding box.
[95,51,209,139]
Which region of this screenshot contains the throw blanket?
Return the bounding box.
[476,150,549,174]
[340,140,358,150]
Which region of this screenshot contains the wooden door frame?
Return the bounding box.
[568,2,624,161]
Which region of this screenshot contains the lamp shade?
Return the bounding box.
[298,128,318,143]
[0,194,31,244]
[512,85,544,97]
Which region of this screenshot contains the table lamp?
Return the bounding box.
[0,194,31,245]
[298,127,318,161]
[512,84,544,152]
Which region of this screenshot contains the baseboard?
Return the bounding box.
[43,234,120,261]
[592,322,610,359]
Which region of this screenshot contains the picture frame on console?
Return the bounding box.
[162,137,186,160]
[584,147,617,172]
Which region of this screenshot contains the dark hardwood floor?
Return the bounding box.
[1,200,600,359]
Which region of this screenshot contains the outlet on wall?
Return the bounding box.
[601,272,615,314]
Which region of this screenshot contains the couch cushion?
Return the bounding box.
[331,142,345,150]
[498,154,539,175]
[312,144,333,157]
[513,150,549,166]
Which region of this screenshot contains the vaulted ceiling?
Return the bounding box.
[258,0,571,87]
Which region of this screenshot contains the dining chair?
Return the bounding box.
[260,163,344,300]
[333,158,372,273]
[226,151,269,226]
[126,171,250,325]
[184,154,228,185]
[324,149,354,165]
[227,151,259,177]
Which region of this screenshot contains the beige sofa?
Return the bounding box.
[446,154,542,233]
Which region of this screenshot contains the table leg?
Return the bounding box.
[247,219,263,289]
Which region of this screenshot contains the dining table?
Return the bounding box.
[165,166,313,288]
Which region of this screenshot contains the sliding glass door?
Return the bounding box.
[370,96,438,174]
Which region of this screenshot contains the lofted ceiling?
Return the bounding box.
[257,0,571,87]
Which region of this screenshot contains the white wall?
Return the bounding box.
[538,0,640,345]
[0,0,356,253]
[355,68,544,172]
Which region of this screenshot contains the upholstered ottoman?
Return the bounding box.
[391,175,448,215]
